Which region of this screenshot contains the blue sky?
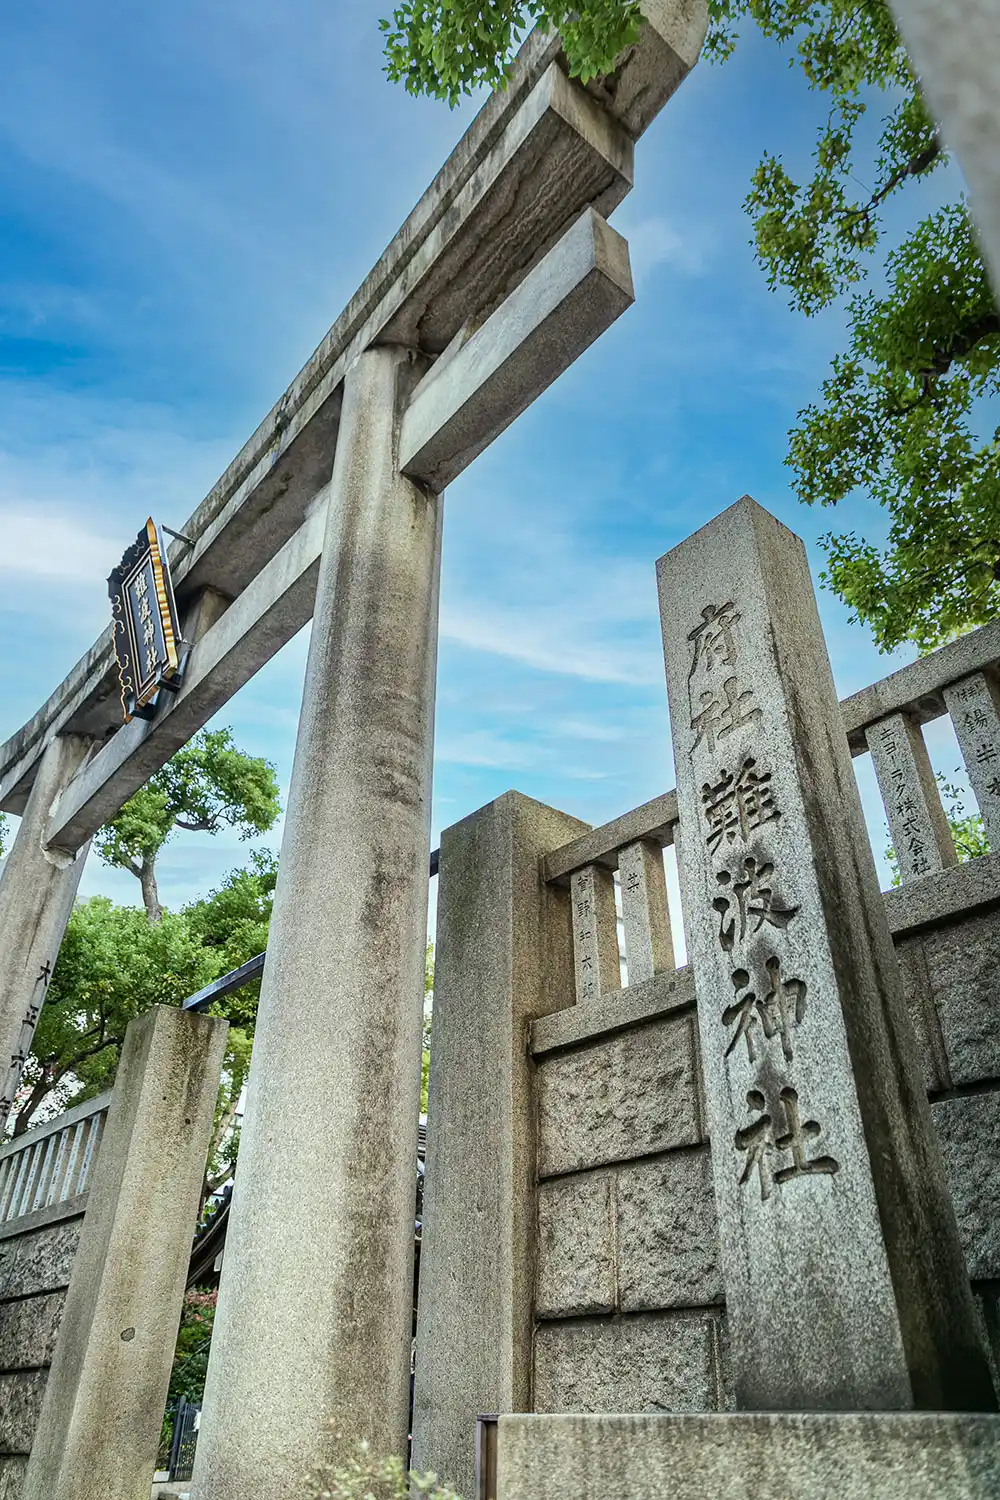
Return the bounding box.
[0,1,969,912]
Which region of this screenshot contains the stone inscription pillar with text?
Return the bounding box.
[657,496,994,1412]
[192,346,442,1500]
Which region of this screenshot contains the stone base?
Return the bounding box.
[496,1412,1000,1500]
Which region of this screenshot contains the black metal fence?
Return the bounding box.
[167,1396,201,1482]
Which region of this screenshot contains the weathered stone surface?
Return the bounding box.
[411,793,584,1500]
[0,1456,26,1500]
[0,1293,63,1372]
[0,735,94,1127]
[932,1093,1000,1281]
[536,1014,701,1177]
[399,207,634,493]
[496,1411,1000,1500]
[536,1174,615,1318]
[972,1283,1000,1397]
[892,935,948,1093]
[657,497,992,1411]
[884,851,1000,940]
[618,839,674,986]
[922,912,1000,1087]
[617,1150,722,1311]
[24,1006,227,1500]
[885,0,1000,296]
[542,790,677,885]
[533,1311,731,1414]
[194,348,440,1500]
[569,864,620,1004]
[866,712,956,882]
[531,967,694,1055]
[943,672,1000,850]
[0,1371,46,1455]
[0,1223,81,1301]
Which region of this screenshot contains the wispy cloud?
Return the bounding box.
[440,599,662,685]
[621,214,710,285]
[0,507,120,582]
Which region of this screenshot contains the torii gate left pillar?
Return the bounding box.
[0,734,95,1128]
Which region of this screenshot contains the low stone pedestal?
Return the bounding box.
[496,1412,1000,1500]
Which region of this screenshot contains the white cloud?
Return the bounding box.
[618,214,709,286]
[0,507,121,582]
[440,599,662,685]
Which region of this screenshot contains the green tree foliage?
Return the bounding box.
[160,1287,218,1463]
[167,1288,218,1406]
[0,812,8,859]
[381,0,1000,654]
[380,0,642,103]
[308,1436,461,1500]
[13,899,218,1135]
[95,728,280,923]
[9,852,278,1202]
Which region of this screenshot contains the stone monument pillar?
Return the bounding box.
[656,496,994,1412]
[0,734,95,1129]
[25,1004,227,1500]
[192,346,442,1500]
[411,792,584,1497]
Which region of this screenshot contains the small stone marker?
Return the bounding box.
[657,496,994,1412]
[866,712,956,882]
[618,839,674,985]
[943,671,1000,848]
[570,865,620,1001]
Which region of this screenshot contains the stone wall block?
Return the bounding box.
[536,1015,701,1178]
[536,1174,615,1317]
[0,1222,81,1302]
[533,1312,731,1415]
[0,1372,46,1455]
[616,1151,722,1312]
[922,913,1000,1087]
[0,1292,63,1371]
[495,1410,1000,1500]
[0,1457,25,1500]
[932,1094,1000,1281]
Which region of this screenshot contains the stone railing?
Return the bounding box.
[544,620,1000,986]
[0,1090,111,1231]
[543,790,679,1000]
[841,618,1000,886]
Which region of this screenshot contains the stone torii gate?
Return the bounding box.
[0,7,707,1496]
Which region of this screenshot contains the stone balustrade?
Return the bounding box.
[0,1093,111,1232]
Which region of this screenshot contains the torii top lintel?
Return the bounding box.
[0,2,708,844]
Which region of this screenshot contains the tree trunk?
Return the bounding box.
[140,858,163,924]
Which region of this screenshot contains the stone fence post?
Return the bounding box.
[411,791,585,1499]
[656,497,995,1412]
[24,1004,227,1500]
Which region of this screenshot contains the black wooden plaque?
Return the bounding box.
[108,518,183,721]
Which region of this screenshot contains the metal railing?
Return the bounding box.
[0,1090,111,1227]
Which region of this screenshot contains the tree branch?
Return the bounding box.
[842,137,942,227]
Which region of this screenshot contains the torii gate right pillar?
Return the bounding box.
[192,346,441,1499]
